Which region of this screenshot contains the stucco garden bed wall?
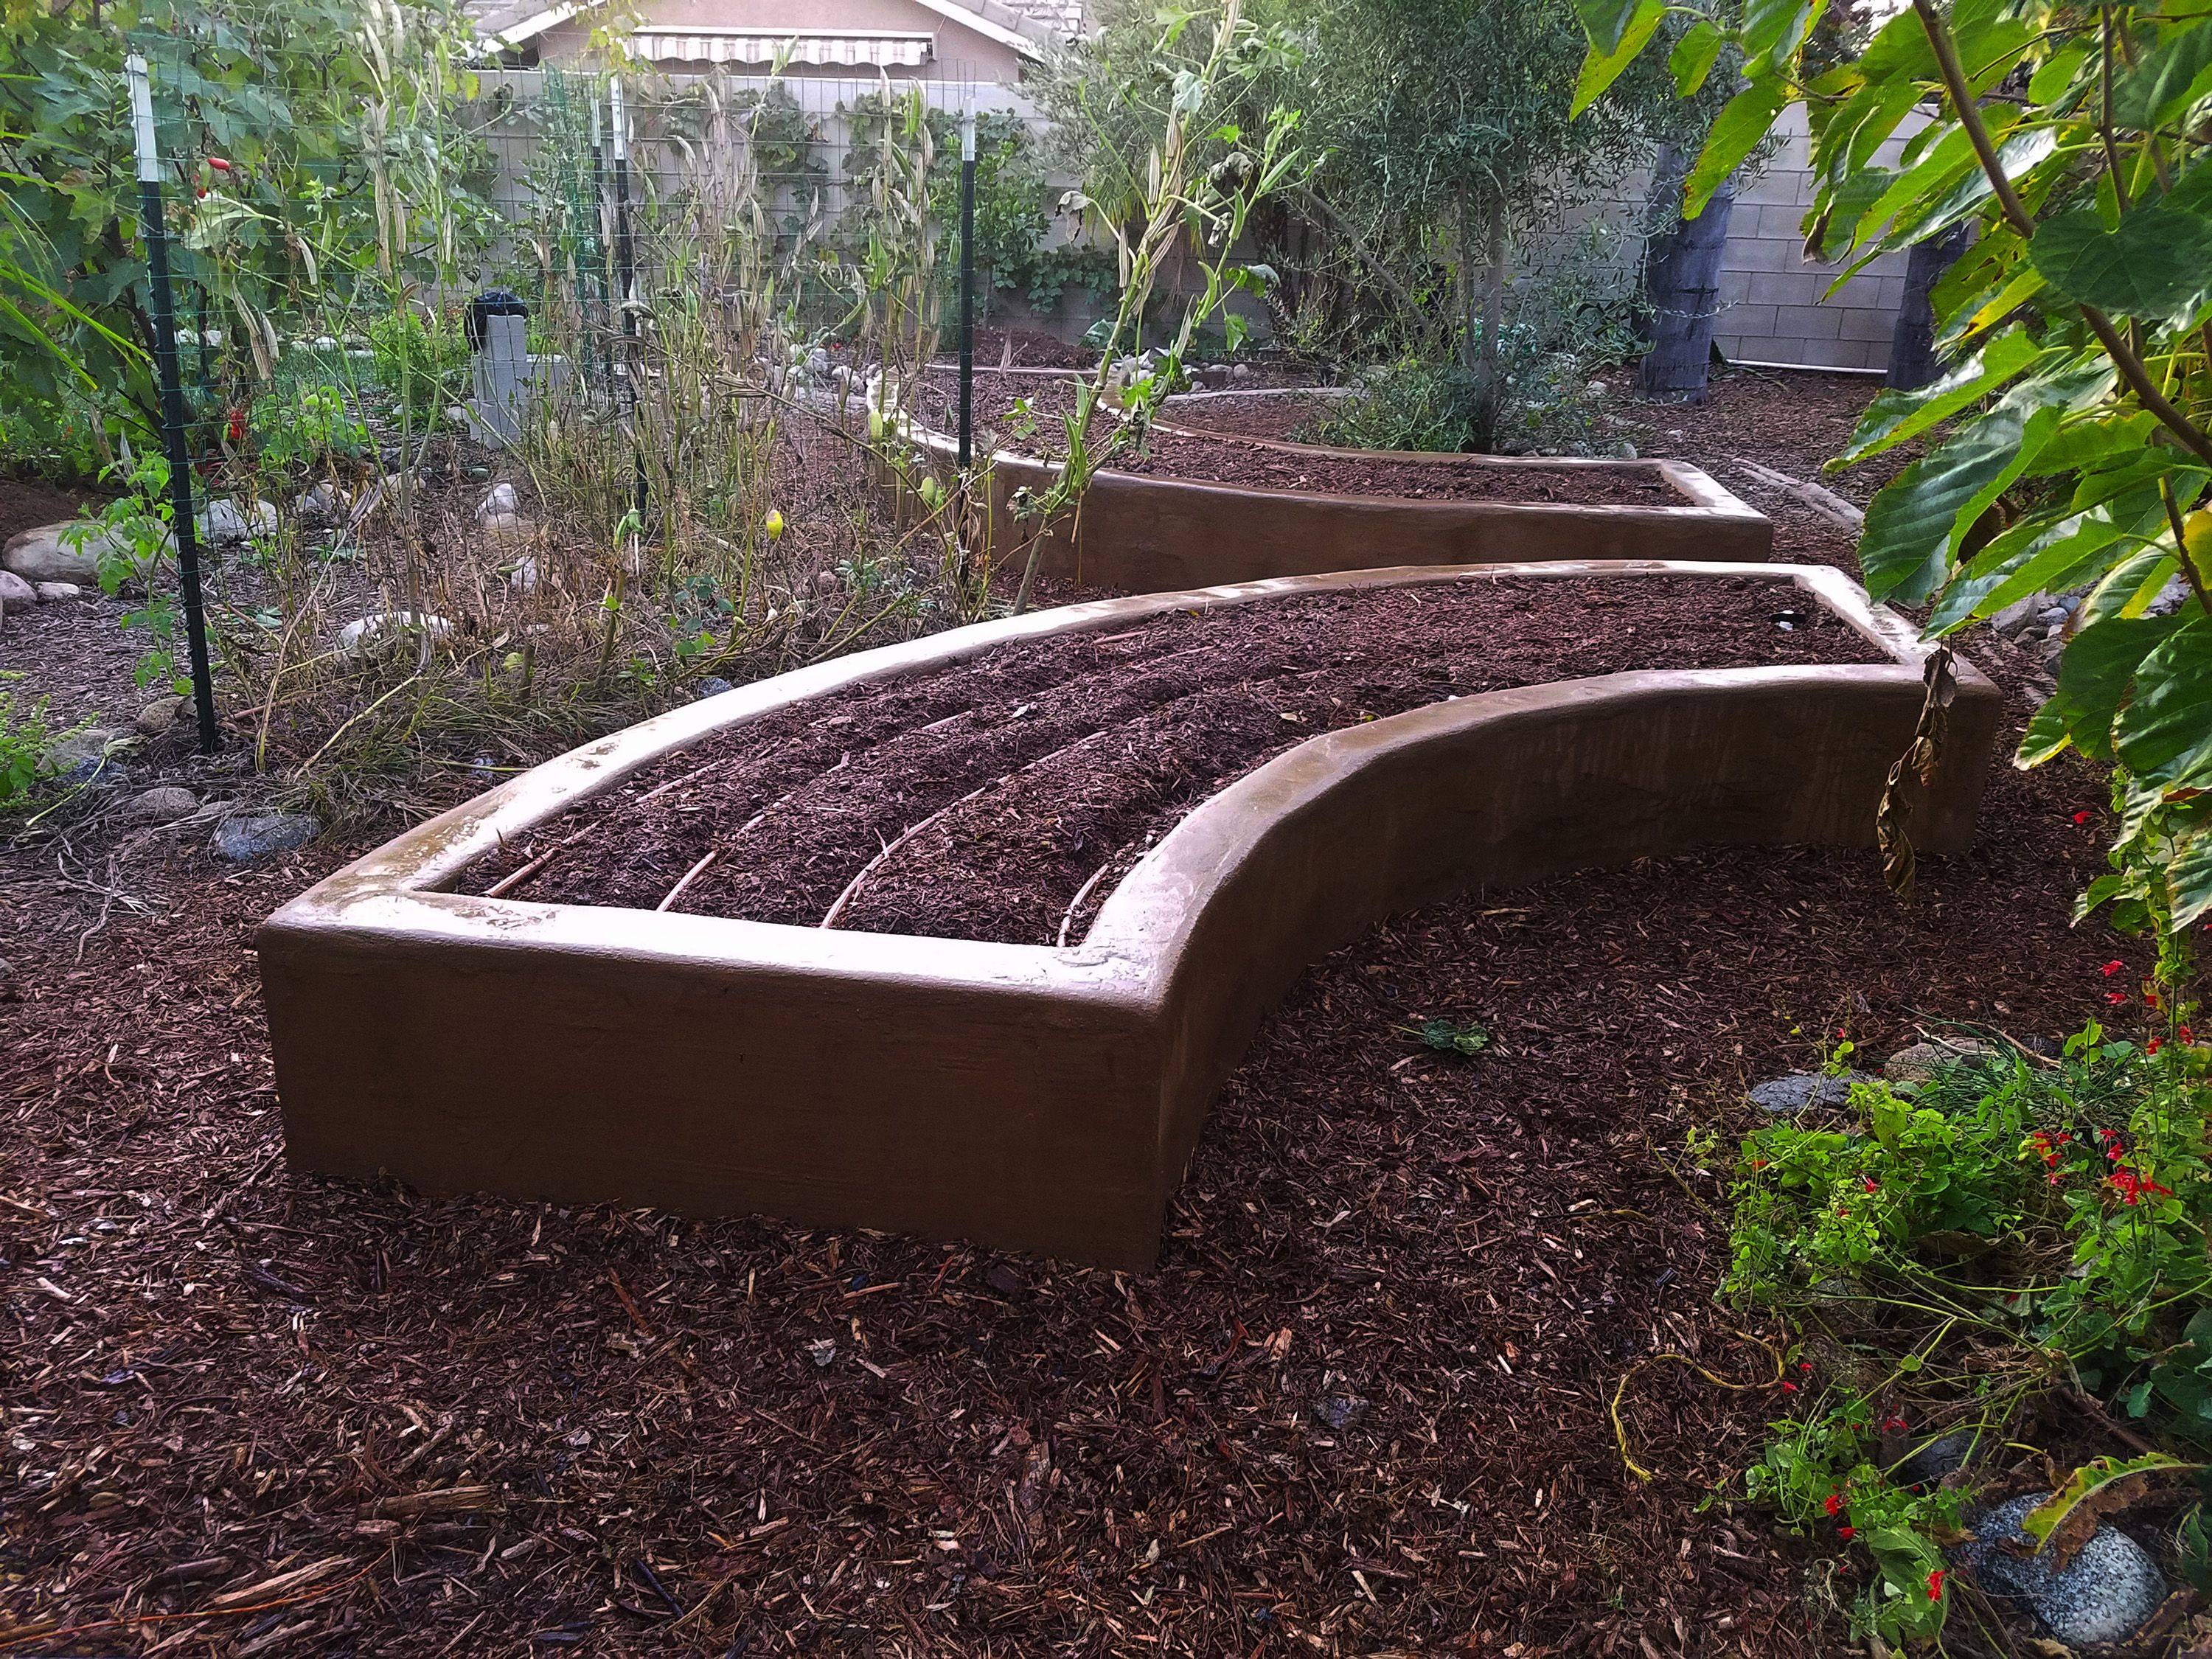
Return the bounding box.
[260,561,1994,1267]
[877,399,1771,591]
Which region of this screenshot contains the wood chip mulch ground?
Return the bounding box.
[0,372,2134,1658]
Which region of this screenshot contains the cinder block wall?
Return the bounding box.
[1710,107,1930,373]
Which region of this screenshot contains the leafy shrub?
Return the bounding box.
[1316,344,1615,457]
[250,382,368,474]
[367,309,471,420]
[0,673,69,807]
[1727,1015,2212,1640]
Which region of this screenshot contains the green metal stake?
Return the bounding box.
[127,52,218,755]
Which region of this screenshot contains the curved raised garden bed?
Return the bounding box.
[881,380,1771,591]
[261,562,1995,1268]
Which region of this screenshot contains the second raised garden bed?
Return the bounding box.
[262,562,1994,1267]
[885,374,1772,591]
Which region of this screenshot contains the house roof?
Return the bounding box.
[465,0,1081,57]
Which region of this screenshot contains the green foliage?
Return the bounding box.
[1410,1016,1491,1057]
[0,673,72,808]
[366,308,470,425]
[1570,0,2212,936]
[79,451,188,695]
[1722,998,2212,1639]
[249,381,366,474]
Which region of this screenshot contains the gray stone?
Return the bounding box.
[33,581,82,602]
[1748,1071,1873,1113]
[2,521,142,585]
[1612,440,1638,459]
[1955,1491,2166,1649]
[212,811,320,863]
[477,481,518,521]
[507,555,539,593]
[695,677,734,699]
[133,695,186,738]
[1313,1394,1370,1431]
[196,498,277,546]
[119,785,200,825]
[1990,591,2051,639]
[0,568,34,613]
[299,481,350,528]
[1894,1427,1982,1489]
[2036,605,2070,633]
[1885,1037,2000,1085]
[2148,576,2193,618]
[337,611,453,658]
[46,727,132,789]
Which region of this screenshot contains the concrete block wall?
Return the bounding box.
[1710,107,1927,373]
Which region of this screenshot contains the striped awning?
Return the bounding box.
[628,27,934,66]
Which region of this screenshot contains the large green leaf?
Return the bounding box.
[1927,496,2157,632]
[1669,20,1723,99]
[1741,0,1826,73]
[2166,824,2212,930]
[2031,204,2212,319]
[1573,0,1646,55]
[1841,333,2040,464]
[1860,400,2058,604]
[2117,614,2212,782]
[1686,80,1788,217]
[2112,18,2212,131]
[1572,0,1666,117]
[2057,613,2186,760]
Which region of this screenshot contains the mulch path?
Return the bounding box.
[0,370,2133,1658]
[465,577,1879,944]
[915,375,1688,509]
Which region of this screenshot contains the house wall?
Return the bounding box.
[534,0,1029,82]
[1711,105,1931,374]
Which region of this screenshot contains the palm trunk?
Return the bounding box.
[1885,222,1972,389]
[1470,194,1507,452]
[1638,144,1737,403]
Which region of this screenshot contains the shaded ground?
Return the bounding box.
[0,369,2132,1656]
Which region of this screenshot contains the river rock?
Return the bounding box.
[299,481,350,528]
[197,498,277,546]
[695,676,734,699]
[134,695,186,737]
[337,611,453,658]
[212,811,320,863]
[1989,591,2051,640]
[0,568,34,613]
[1749,1071,1873,1113]
[508,555,538,593]
[46,727,131,787]
[1885,1036,2000,1085]
[34,581,82,602]
[1955,1492,2166,1648]
[477,482,518,521]
[2,521,133,585]
[119,785,200,825]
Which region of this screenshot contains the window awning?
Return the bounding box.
[628,27,935,66]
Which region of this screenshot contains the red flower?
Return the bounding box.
[2149,1036,2165,1055]
[1780,1380,1798,1393]
[2049,1169,2067,1186]
[2074,811,2093,825]
[1799,1360,1813,1372]
[1825,1491,1842,1516]
[226,407,246,445]
[208,155,233,172]
[2104,960,2126,976]
[2146,987,2163,1009]
[2107,992,2129,1005]
[1863,1176,1879,1193]
[1928,1568,1945,1602]
[1837,1524,1854,1540]
[1882,1415,1908,1432]
[2111,1169,2174,1206]
[2183,1026,2196,1044]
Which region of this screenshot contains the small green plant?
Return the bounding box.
[250,381,368,474]
[1407,1016,1491,1057]
[74,452,188,695]
[0,672,69,807]
[367,307,470,427]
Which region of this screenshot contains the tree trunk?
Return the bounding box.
[1469,193,1507,451]
[1885,222,1973,390]
[1638,144,1737,404]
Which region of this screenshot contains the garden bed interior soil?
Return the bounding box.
[910,373,1686,507]
[460,576,1884,946]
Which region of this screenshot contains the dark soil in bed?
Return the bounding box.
[462,577,1883,942]
[914,373,1688,508]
